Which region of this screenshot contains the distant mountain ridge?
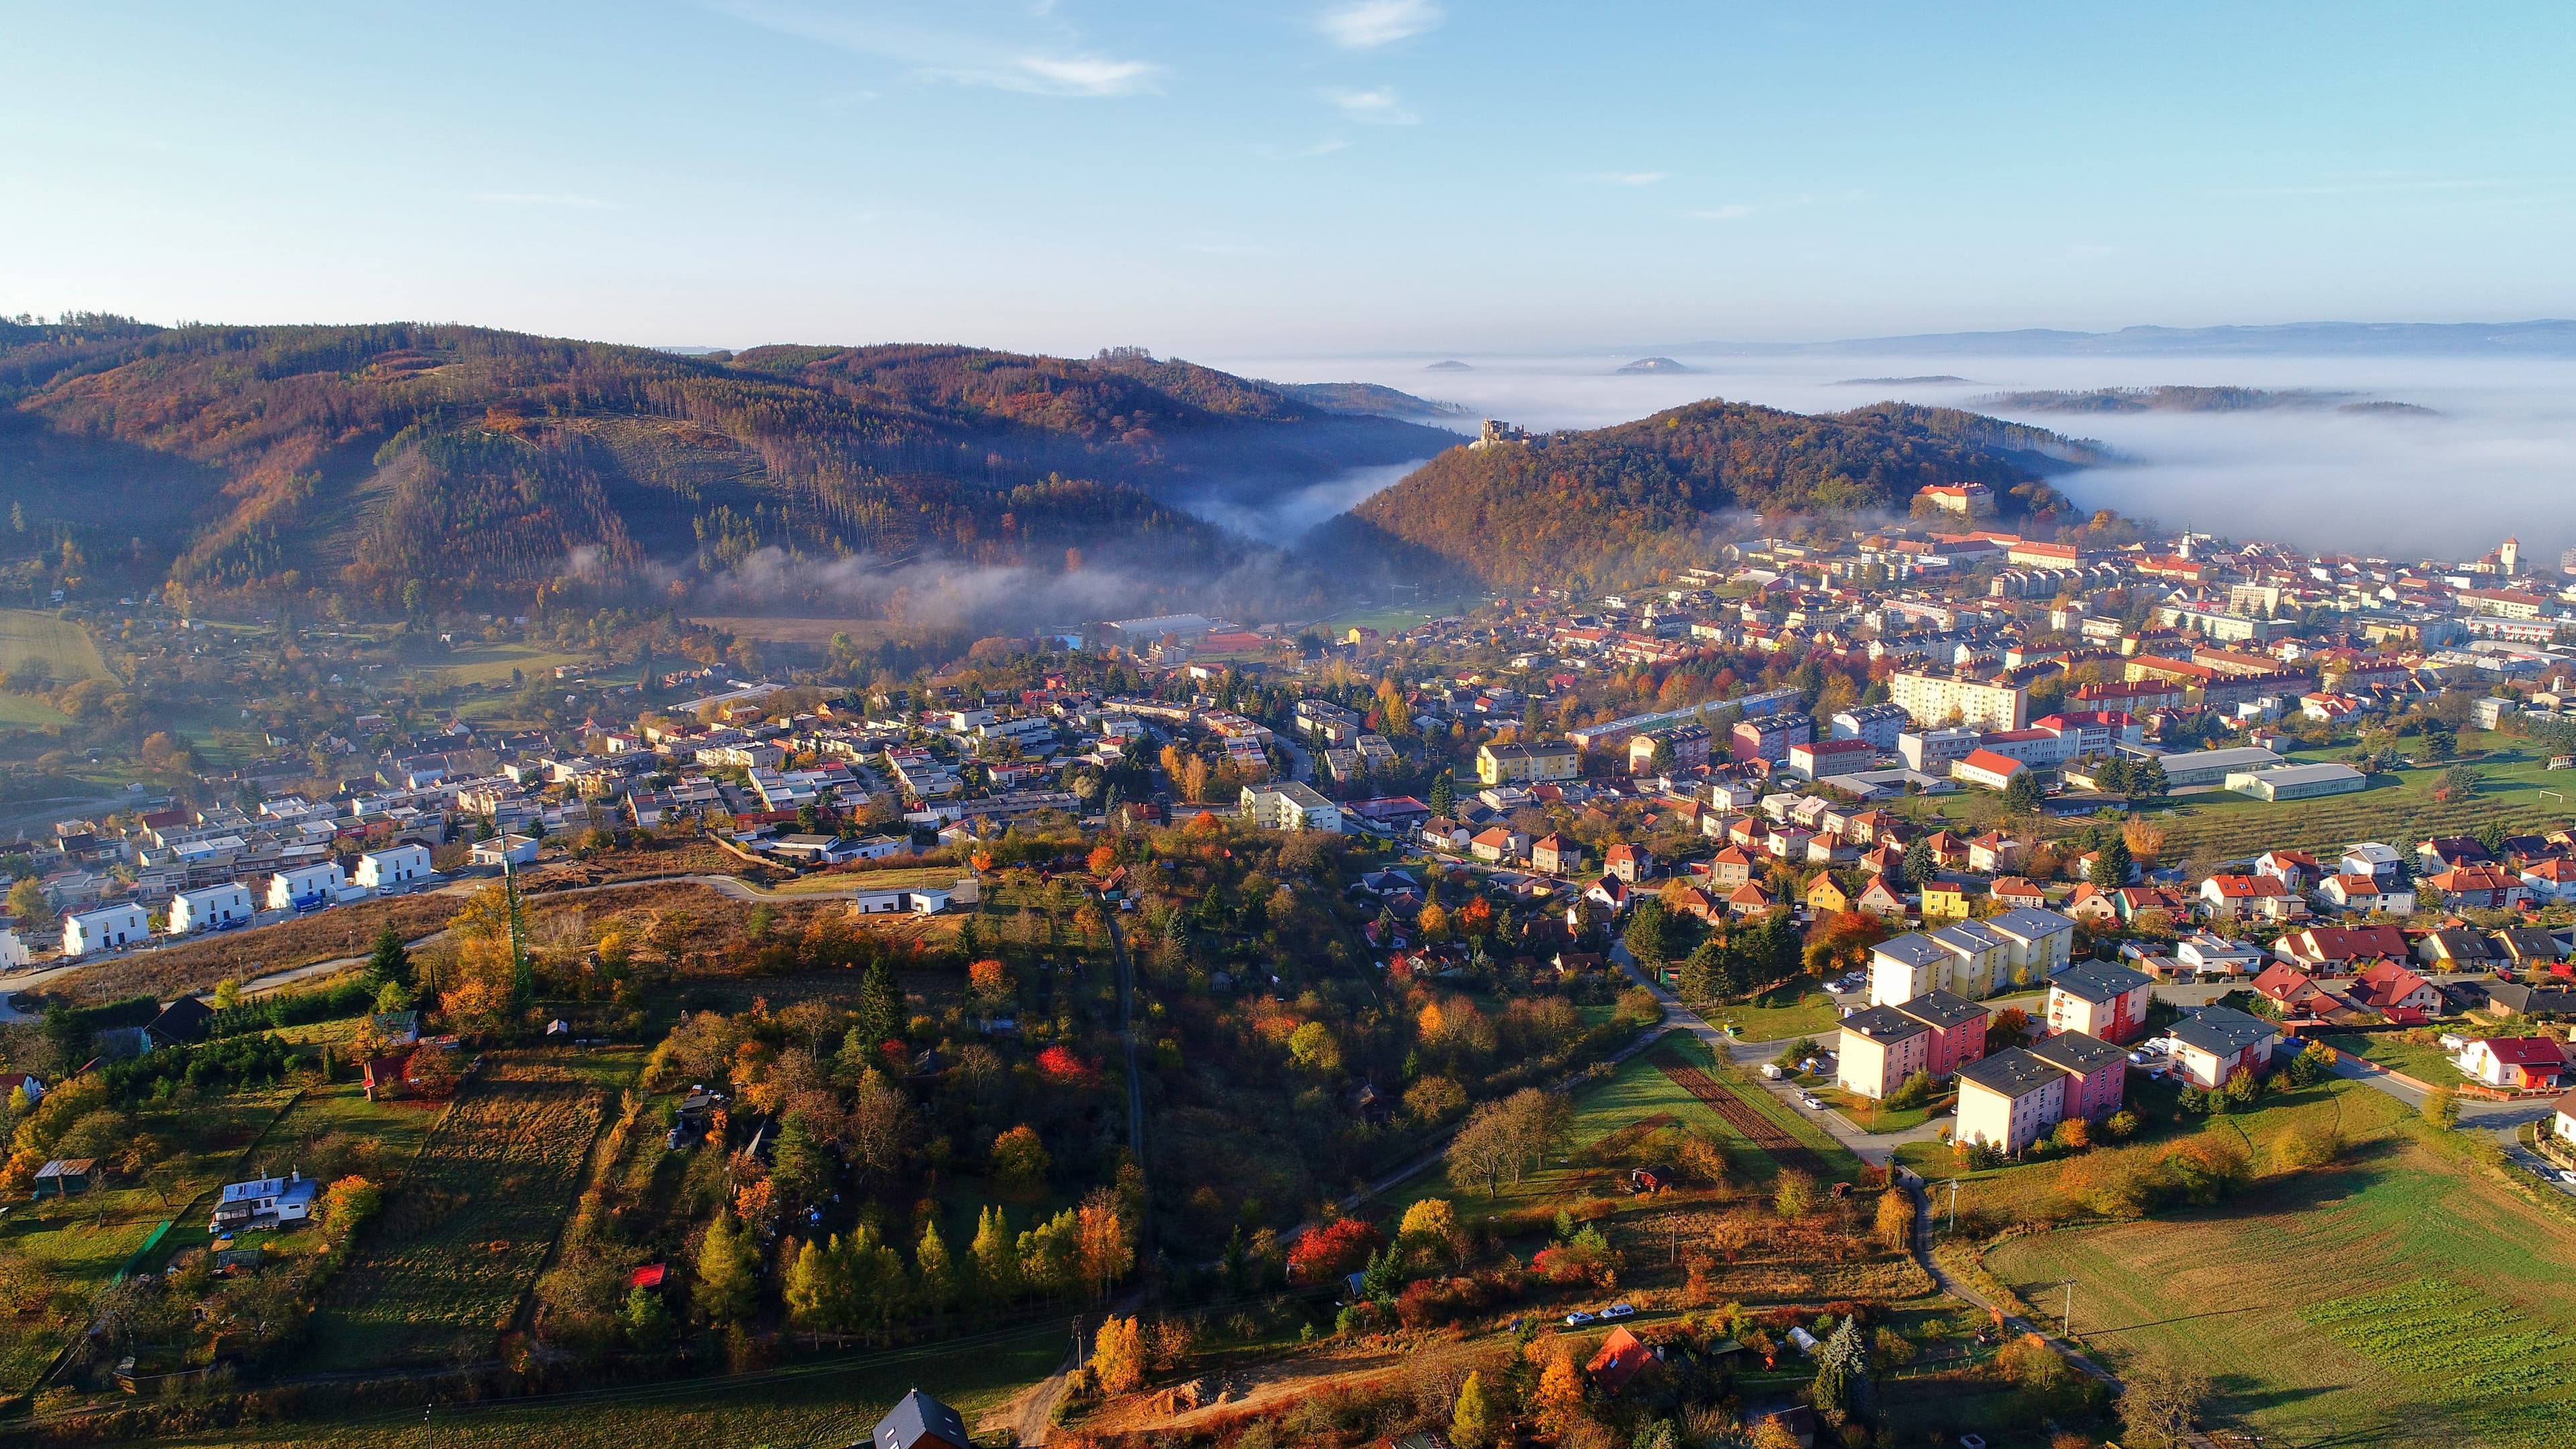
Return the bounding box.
[1660,319,2576,358]
[0,318,1452,620]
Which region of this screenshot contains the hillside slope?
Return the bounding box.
[0,321,1451,619]
[1341,397,2090,590]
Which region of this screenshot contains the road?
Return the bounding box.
[1605,944,1948,1165]
[1106,915,1146,1179]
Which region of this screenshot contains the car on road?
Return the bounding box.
[2561,1169,2576,1187]
[1603,1302,1637,1320]
[1800,1093,1824,1110]
[1564,1309,1599,1327]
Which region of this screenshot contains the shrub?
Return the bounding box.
[1884,1069,1936,1110]
[2164,1135,2253,1204]
[2056,1148,2165,1219]
[2276,1120,2345,1169]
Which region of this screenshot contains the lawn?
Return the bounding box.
[117,1322,1069,1449]
[305,1057,610,1369]
[1983,1083,2576,1448]
[0,608,113,684]
[1698,979,1841,1043]
[2324,1031,2467,1087]
[1816,1084,1949,1135]
[138,1081,439,1274]
[424,641,594,689]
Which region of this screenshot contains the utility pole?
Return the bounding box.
[502,855,531,1004]
[1945,1178,1959,1236]
[2062,1280,2074,1339]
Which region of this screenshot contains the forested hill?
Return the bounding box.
[1339,397,2090,590]
[0,320,1450,616]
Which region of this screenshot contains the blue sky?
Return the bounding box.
[6,1,2573,354]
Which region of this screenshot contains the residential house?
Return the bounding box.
[470,833,540,867]
[2494,926,2567,968]
[2347,960,2443,1019]
[2199,873,2308,922]
[208,1171,319,1234]
[1854,876,1909,919]
[2424,863,2526,911]
[1951,749,2029,791]
[872,1389,971,1449]
[1920,881,1972,921]
[2250,962,2355,1020]
[2045,961,2153,1043]
[1985,907,2080,985]
[2415,926,2502,969]
[1605,843,1653,883]
[1990,877,2048,910]
[2318,873,2412,916]
[2166,1006,2279,1089]
[62,902,151,958]
[0,1072,41,1107]
[2176,933,2267,978]
[2027,1029,2130,1122]
[1240,782,1343,833]
[1529,834,1579,877]
[2457,1037,2567,1091]
[1805,875,1851,915]
[146,996,214,1049]
[2341,841,2406,883]
[2519,857,2576,904]
[1968,833,2026,875]
[1707,846,1756,890]
[2064,883,2119,926]
[2275,924,2411,974]
[2416,836,2495,875]
[168,883,256,934]
[266,861,346,910]
[1587,1326,1659,1396]
[1469,826,1521,864]
[354,843,433,890]
[1725,881,1776,917]
[2254,849,2323,889]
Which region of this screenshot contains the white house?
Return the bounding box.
[908,888,953,915]
[266,861,347,911]
[354,843,433,891]
[0,927,26,971]
[63,903,152,958]
[2553,1089,2576,1149]
[208,1171,319,1234]
[1240,782,1342,833]
[851,888,908,915]
[168,883,256,934]
[469,833,540,867]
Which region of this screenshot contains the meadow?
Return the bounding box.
[1984,1083,2576,1449]
[2153,731,2576,863]
[305,1057,611,1370]
[0,608,113,684]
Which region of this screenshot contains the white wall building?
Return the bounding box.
[1240,782,1343,833]
[169,883,256,934]
[63,903,152,958]
[354,844,433,890]
[267,862,347,910]
[0,927,26,971]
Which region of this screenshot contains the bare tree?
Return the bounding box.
[2118,1356,2213,1449]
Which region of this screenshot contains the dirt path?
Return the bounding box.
[1079,1338,1478,1436]
[982,1346,1076,1446]
[1654,1053,1834,1181]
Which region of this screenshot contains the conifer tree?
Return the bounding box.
[694,1211,758,1324]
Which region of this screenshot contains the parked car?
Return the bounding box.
[1564,1309,1599,1327]
[1603,1302,1637,1320]
[1801,1093,1824,1110]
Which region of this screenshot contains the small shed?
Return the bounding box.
[146,996,215,1049]
[1629,1164,1675,1195]
[32,1158,95,1198]
[628,1263,668,1291]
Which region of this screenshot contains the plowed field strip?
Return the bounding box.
[1655,1054,1831,1181]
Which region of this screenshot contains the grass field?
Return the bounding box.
[123,1323,1069,1449]
[2154,732,2576,863]
[427,641,594,689]
[1985,1084,2576,1448]
[2325,1031,2468,1087]
[0,608,112,684]
[1698,980,1841,1043]
[306,1057,610,1370]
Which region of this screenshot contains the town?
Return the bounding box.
[3,486,2576,1447]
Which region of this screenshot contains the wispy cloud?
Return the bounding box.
[1689,203,1754,220]
[472,191,614,208]
[1576,171,1668,187]
[709,0,1161,97]
[1318,0,1443,49]
[1325,85,1418,125]
[1258,138,1353,160]
[1688,193,1815,220]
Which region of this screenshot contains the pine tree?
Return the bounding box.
[364,921,413,988]
[620,1284,674,1350]
[769,1112,831,1214]
[1812,1316,1874,1420]
[859,959,903,1048]
[915,1219,957,1318]
[694,1212,758,1324]
[783,1236,835,1331]
[2090,835,2133,889]
[1901,837,1937,888]
[1428,770,1455,818]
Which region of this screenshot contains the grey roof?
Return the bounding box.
[1840,1006,1931,1044]
[1876,933,1950,969]
[1986,906,2077,941]
[2420,927,2498,959]
[2029,1030,2126,1076]
[1957,1046,2061,1099]
[873,1389,969,1449]
[2051,960,2151,1004]
[2169,1006,2278,1058]
[1930,920,2009,955]
[1891,989,1988,1032]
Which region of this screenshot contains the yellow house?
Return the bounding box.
[1921,883,1971,920]
[1475,740,1580,788]
[1805,875,1851,914]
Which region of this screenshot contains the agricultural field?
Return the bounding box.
[0,608,113,685]
[1984,1083,2576,1448]
[48,893,461,1005]
[0,1089,300,1395]
[305,1057,613,1370]
[423,641,595,689]
[2153,732,2576,863]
